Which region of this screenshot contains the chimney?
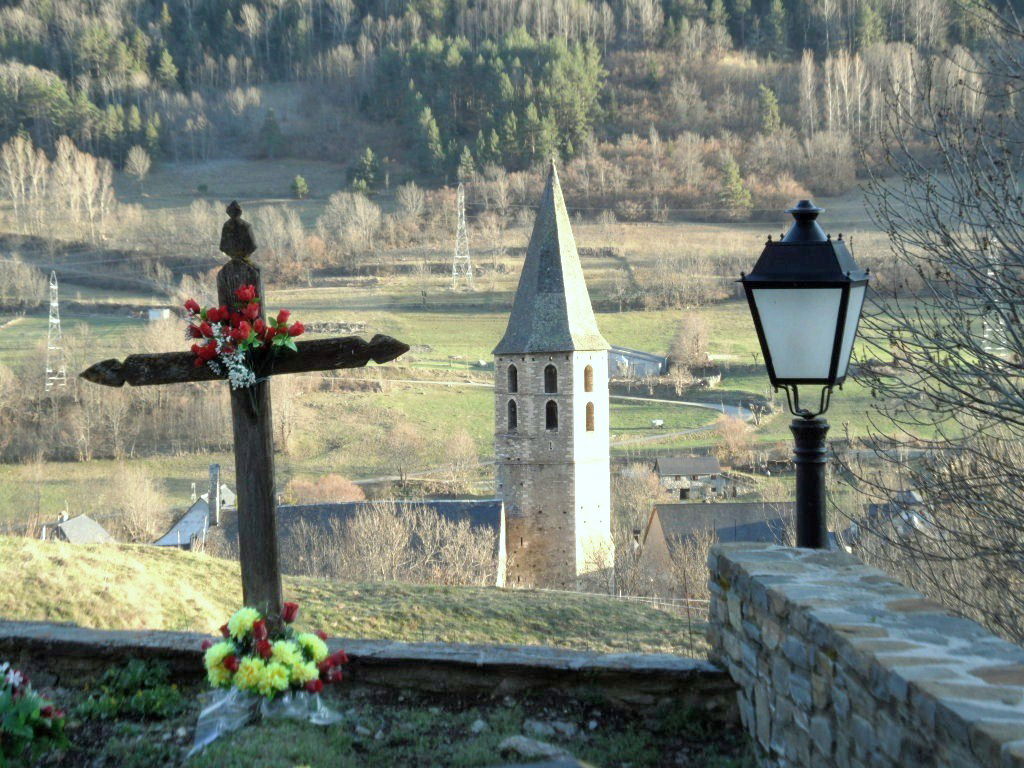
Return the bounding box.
[209,464,221,526]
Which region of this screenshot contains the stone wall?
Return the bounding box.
[0,620,736,716]
[708,543,1024,768]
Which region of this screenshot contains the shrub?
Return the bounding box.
[291,175,309,199]
[1,661,68,764]
[75,660,186,721]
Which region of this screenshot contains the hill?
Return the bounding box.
[0,536,706,655]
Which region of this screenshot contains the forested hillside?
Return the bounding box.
[0,0,998,216]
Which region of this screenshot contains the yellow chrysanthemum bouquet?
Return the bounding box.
[189,601,347,757]
[201,602,346,699]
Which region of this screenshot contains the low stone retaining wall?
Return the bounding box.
[708,543,1024,768]
[0,620,736,715]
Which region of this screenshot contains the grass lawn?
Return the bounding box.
[0,536,707,656]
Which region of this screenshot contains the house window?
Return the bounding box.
[508,364,518,393]
[586,401,595,432]
[546,400,558,430]
[584,365,594,392]
[544,364,557,393]
[507,399,518,431]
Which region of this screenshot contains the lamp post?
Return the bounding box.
[740,200,869,548]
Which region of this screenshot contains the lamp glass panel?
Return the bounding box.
[751,287,842,381]
[836,284,866,378]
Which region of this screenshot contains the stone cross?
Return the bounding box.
[80,202,409,622]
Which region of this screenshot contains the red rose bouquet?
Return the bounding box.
[184,286,305,390]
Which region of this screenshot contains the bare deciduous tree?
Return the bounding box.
[125,146,152,192]
[843,7,1024,644]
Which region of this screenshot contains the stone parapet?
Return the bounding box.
[0,620,736,715]
[708,543,1024,768]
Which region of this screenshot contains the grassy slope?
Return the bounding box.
[0,536,706,655]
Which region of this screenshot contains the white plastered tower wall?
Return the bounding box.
[493,162,614,590]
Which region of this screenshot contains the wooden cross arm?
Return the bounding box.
[80,334,410,388]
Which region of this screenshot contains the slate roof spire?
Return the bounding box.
[494,161,610,355]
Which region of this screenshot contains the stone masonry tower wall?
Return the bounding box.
[493,162,613,590]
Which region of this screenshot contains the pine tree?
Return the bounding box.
[500,112,519,166]
[291,175,309,199]
[457,145,476,180]
[522,103,542,162]
[718,156,752,220]
[708,0,728,27]
[855,2,886,50]
[474,131,488,166]
[126,105,142,138]
[537,111,560,164]
[350,147,379,189]
[758,85,781,134]
[155,49,178,88]
[145,116,161,156]
[764,0,788,58]
[258,109,284,159]
[417,107,444,175]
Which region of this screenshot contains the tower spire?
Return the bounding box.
[494,162,608,355]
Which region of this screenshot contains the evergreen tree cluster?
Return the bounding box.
[376,32,603,179]
[0,0,992,172]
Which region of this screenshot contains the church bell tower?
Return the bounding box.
[494,162,613,590]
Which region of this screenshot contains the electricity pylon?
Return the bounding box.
[44,271,67,392]
[452,183,473,290]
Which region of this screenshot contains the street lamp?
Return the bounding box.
[740,200,869,548]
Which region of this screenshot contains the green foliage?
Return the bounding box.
[417,107,445,176]
[258,109,284,160]
[856,2,887,49]
[155,49,178,88]
[75,660,186,722]
[457,145,476,180]
[1,667,68,766]
[291,174,310,199]
[763,0,788,58]
[717,155,752,220]
[379,33,602,171]
[758,85,781,134]
[349,147,380,190]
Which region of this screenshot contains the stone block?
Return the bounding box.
[789,674,813,711]
[810,714,833,756]
[783,637,811,669]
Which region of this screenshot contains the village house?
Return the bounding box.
[39,513,113,544]
[153,465,236,551]
[638,501,795,597]
[654,455,726,500]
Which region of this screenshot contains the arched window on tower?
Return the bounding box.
[545,400,558,430]
[544,364,557,393]
[507,399,518,431]
[507,364,518,393]
[586,401,595,432]
[584,365,594,392]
